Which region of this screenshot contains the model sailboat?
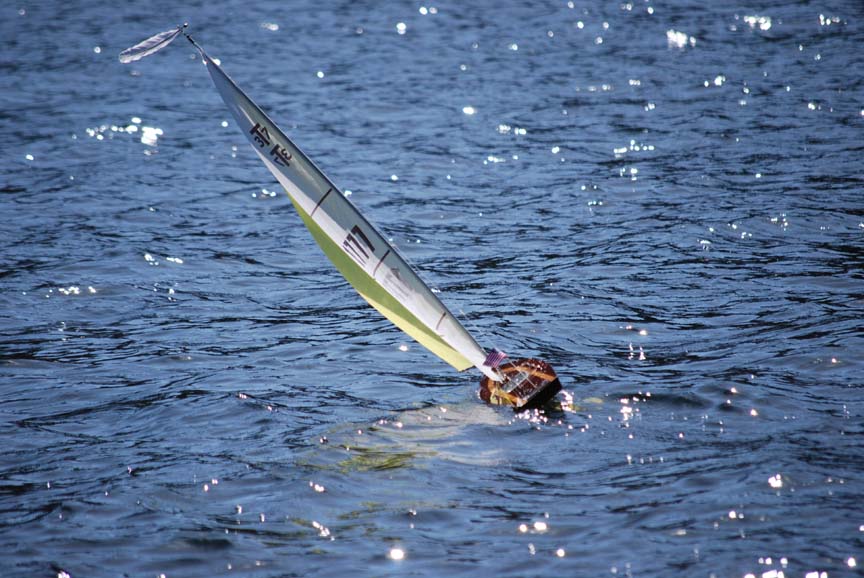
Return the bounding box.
[120,25,561,410]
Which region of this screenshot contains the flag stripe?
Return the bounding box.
[483,349,508,368]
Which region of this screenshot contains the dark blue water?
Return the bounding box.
[2,1,863,577]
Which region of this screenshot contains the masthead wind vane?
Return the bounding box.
[119,25,561,410]
[118,24,187,64]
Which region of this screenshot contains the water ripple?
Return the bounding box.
[2,1,863,577]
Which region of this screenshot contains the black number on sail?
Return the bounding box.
[270,144,292,167]
[342,225,375,266]
[249,123,271,147]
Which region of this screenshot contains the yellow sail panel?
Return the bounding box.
[288,195,473,371]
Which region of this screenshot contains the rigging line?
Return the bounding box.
[458,307,507,381]
[372,217,470,327]
[457,307,495,352]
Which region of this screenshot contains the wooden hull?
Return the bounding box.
[479,358,562,410]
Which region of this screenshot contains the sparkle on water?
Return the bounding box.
[388,547,405,561]
[666,29,696,48]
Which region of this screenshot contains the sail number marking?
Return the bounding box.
[343,225,375,266]
[344,230,411,300]
[250,122,292,167]
[250,122,270,147]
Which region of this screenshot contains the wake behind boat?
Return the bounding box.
[120,25,561,411]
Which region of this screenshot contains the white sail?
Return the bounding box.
[195,47,500,381]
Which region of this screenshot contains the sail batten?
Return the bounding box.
[198,50,500,381]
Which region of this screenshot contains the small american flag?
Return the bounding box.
[483,348,508,368]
